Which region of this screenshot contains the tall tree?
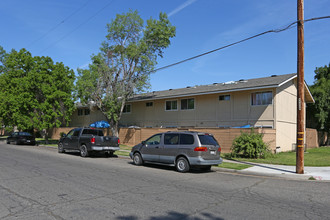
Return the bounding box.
[0,48,75,140]
[76,10,176,136]
[307,64,330,145]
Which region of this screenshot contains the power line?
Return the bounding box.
[27,0,92,48]
[152,16,330,73]
[39,0,115,54]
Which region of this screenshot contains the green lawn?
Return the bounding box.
[228,147,330,167]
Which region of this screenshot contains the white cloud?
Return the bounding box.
[168,0,197,17]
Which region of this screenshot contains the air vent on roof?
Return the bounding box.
[213,83,218,85]
[186,86,191,88]
[169,89,173,91]
[239,79,247,83]
[271,75,278,77]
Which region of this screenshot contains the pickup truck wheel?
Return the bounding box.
[176,157,190,173]
[80,145,89,157]
[58,143,65,153]
[133,153,143,166]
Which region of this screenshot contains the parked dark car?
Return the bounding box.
[6,132,36,145]
[58,127,120,157]
[130,131,222,173]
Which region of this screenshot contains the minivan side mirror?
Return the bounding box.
[61,133,67,138]
[141,141,146,145]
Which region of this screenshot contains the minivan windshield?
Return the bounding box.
[198,135,218,146]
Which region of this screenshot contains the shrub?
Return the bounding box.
[231,129,270,158]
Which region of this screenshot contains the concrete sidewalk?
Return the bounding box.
[218,159,330,181]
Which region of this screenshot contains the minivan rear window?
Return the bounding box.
[198,135,218,146]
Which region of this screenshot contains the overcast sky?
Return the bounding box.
[1,0,330,91]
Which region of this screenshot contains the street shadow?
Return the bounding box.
[116,211,224,220]
[127,162,215,174]
[62,151,119,158]
[230,159,296,174]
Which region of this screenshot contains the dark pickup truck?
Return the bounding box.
[58,127,120,157]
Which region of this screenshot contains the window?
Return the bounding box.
[251,91,273,106]
[198,135,218,146]
[164,134,179,145]
[219,95,230,101]
[179,134,194,145]
[73,128,82,137]
[78,109,84,116]
[123,104,131,113]
[181,98,194,110]
[82,129,103,136]
[146,102,153,107]
[165,100,177,111]
[84,109,90,115]
[145,134,161,145]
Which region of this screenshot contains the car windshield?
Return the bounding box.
[18,132,32,136]
[198,134,218,146]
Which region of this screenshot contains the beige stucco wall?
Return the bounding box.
[69,108,107,127]
[275,79,299,151]
[120,89,276,129]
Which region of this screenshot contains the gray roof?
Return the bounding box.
[129,73,297,102]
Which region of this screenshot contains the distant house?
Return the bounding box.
[69,73,314,152]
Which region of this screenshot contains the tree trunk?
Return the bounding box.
[111,121,119,137]
[44,129,49,145]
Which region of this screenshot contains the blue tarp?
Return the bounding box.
[232,125,251,128]
[89,120,110,128]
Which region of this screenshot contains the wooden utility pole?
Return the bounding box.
[296,0,305,174]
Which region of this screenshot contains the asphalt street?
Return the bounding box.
[0,143,330,220]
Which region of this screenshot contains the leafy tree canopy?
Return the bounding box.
[0,48,75,138]
[307,63,330,144]
[76,10,176,136]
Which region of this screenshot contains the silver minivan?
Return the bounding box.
[129,131,222,172]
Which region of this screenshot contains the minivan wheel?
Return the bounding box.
[176,157,190,173]
[133,153,143,166]
[58,143,65,153]
[80,145,89,157]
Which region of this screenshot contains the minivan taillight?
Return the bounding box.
[218,147,221,153]
[118,139,120,144]
[194,147,208,152]
[91,137,95,144]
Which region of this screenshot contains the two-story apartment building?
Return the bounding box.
[69,73,314,152]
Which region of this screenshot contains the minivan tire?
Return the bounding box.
[133,153,143,166]
[176,157,190,173]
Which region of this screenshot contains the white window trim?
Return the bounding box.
[165,100,178,111]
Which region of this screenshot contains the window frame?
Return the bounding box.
[123,104,132,114]
[251,91,273,106]
[146,102,153,107]
[219,94,231,101]
[180,98,195,110]
[78,109,84,116]
[165,100,178,111]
